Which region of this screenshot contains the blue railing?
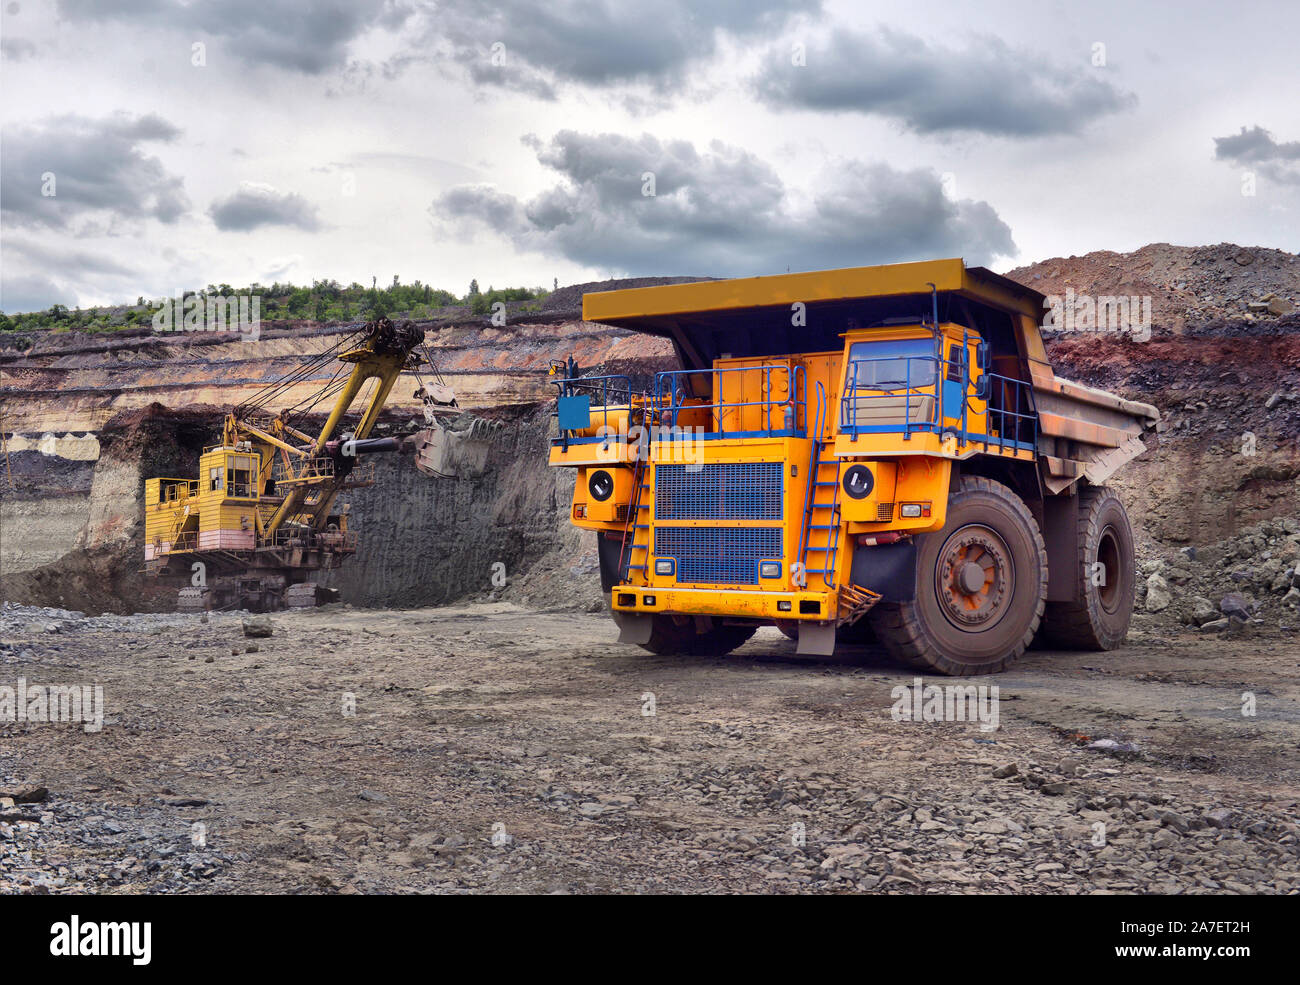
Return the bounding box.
[840,354,1037,451]
[980,372,1038,452]
[551,374,635,447]
[839,355,940,438]
[795,380,828,577]
[653,364,806,439]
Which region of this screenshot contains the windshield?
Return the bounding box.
[846,338,937,390]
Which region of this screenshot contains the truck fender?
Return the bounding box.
[1041,492,1082,603]
[597,532,624,593]
[849,538,918,603]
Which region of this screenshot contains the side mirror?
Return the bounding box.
[974,342,990,400]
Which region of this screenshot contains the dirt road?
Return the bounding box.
[2,602,1297,894]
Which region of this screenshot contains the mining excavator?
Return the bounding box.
[143,317,484,611]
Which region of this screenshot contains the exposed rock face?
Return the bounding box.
[1006,242,1300,329]
[332,409,601,611]
[0,317,673,434]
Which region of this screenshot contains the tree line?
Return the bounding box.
[0,277,550,336]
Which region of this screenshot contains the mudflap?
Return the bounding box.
[796,622,837,656]
[849,538,918,602]
[597,533,624,594]
[611,610,653,645]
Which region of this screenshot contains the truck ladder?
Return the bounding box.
[797,382,842,590]
[617,454,651,585]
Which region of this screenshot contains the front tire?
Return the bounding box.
[870,475,1047,676]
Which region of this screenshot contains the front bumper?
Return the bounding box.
[610,586,832,621]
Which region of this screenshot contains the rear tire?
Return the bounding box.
[870,475,1047,676]
[638,616,757,656]
[836,617,878,645]
[1039,485,1135,650]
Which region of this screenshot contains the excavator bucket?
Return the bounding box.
[410,382,500,478]
[411,418,497,478]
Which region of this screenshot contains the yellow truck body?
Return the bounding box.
[548,258,1158,674]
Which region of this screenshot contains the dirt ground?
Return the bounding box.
[2,602,1297,895]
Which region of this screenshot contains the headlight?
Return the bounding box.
[759,561,782,579]
[655,558,675,576]
[842,464,874,499]
[588,469,615,501]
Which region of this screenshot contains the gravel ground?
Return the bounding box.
[1,602,1297,895]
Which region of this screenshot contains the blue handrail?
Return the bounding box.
[795,380,828,578]
[551,373,635,445]
[839,355,939,435]
[653,364,807,438]
[839,355,1037,451]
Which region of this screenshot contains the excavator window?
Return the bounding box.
[209,467,223,492]
[226,454,256,498]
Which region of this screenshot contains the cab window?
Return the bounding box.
[845,338,937,390]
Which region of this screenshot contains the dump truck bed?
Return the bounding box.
[581,257,1159,493]
[1034,373,1159,492]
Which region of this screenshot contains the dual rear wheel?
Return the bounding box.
[869,477,1134,676]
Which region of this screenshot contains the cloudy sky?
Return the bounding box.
[1,0,1297,312]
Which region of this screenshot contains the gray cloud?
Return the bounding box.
[0,237,142,314]
[1,37,38,61]
[0,272,66,314]
[0,113,189,230]
[4,237,138,278]
[1214,125,1300,184]
[56,0,407,74]
[433,131,1015,276]
[208,182,323,232]
[421,0,820,96]
[754,28,1134,137]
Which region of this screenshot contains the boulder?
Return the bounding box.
[1145,573,1172,612]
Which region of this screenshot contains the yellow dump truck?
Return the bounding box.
[548,259,1159,675]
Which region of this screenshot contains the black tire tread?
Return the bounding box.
[871,475,1048,676]
[639,618,757,656]
[1040,484,1134,650]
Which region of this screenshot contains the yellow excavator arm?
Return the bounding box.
[258,318,425,537]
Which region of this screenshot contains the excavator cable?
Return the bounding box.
[237,347,346,416]
[235,327,362,417]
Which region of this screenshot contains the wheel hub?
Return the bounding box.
[936,525,1013,628]
[958,562,986,594]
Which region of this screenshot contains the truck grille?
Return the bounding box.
[655,463,783,520]
[655,526,783,585]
